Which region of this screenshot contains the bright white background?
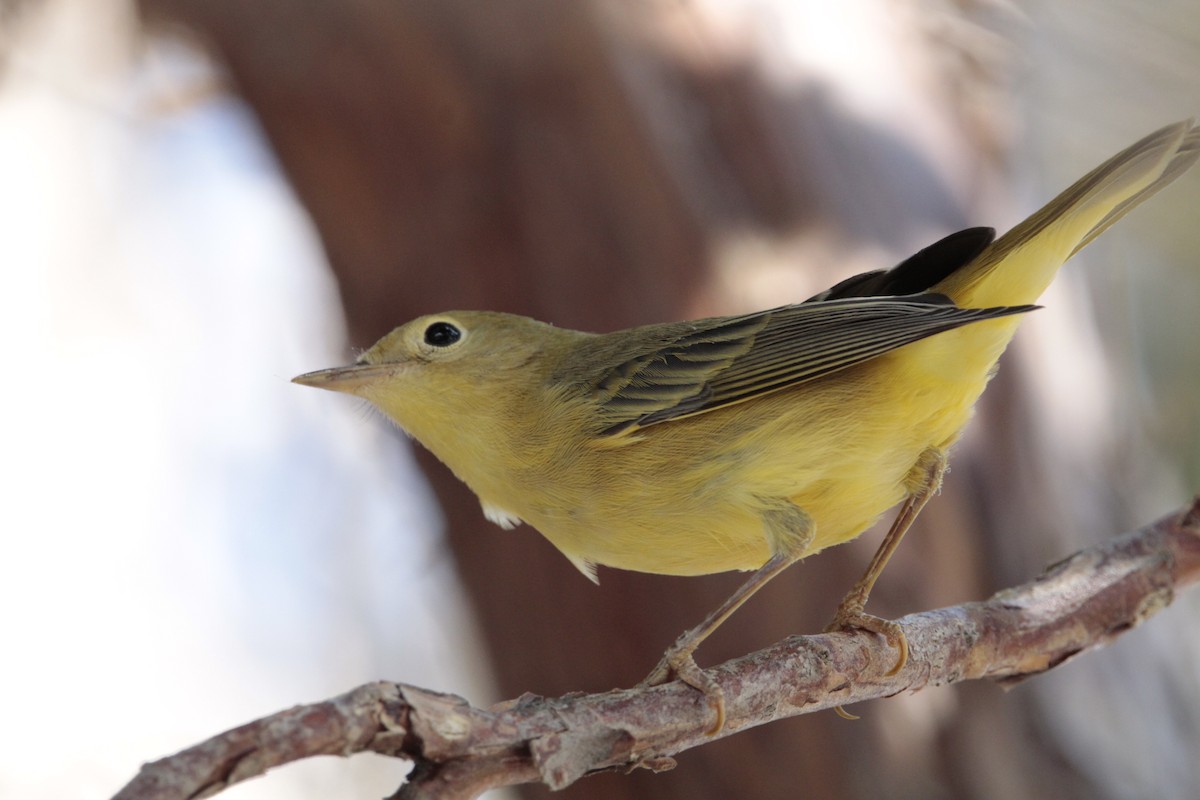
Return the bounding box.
[0,3,494,797]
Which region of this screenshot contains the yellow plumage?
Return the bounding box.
[294,120,1199,731]
[322,301,1028,579]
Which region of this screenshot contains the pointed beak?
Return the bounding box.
[291,363,404,395]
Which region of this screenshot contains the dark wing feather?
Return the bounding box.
[596,293,1033,436]
[805,227,996,301]
[593,313,766,427]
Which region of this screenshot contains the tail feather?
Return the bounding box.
[936,119,1200,307]
[1068,120,1200,258]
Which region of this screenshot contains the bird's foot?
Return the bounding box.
[824,602,909,677]
[639,640,726,735]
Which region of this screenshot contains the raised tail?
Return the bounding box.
[935,119,1200,308]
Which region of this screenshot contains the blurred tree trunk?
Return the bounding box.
[131,1,1187,798]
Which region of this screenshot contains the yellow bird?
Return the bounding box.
[295,120,1199,732]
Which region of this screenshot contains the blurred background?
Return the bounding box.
[2,1,1198,798]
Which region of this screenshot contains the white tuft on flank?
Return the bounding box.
[481,501,522,530]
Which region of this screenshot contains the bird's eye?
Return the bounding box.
[423,321,462,347]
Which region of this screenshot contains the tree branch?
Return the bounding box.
[112,496,1200,800]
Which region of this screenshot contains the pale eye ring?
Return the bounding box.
[424,321,462,347]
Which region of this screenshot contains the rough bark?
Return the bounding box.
[112,498,1200,800]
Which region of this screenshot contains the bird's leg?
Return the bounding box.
[639,552,799,734]
[825,447,947,676]
[640,504,812,735]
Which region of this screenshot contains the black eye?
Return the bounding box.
[424,321,462,347]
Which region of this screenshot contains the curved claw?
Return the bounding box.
[884,623,909,676]
[834,705,860,721]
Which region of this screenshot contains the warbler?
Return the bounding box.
[295,120,1199,732]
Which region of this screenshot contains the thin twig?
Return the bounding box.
[112,496,1200,800]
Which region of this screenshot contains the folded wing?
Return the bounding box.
[596,294,1034,436]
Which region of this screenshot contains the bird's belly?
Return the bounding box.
[520,450,912,576]
[519,385,964,575]
[494,339,999,579]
